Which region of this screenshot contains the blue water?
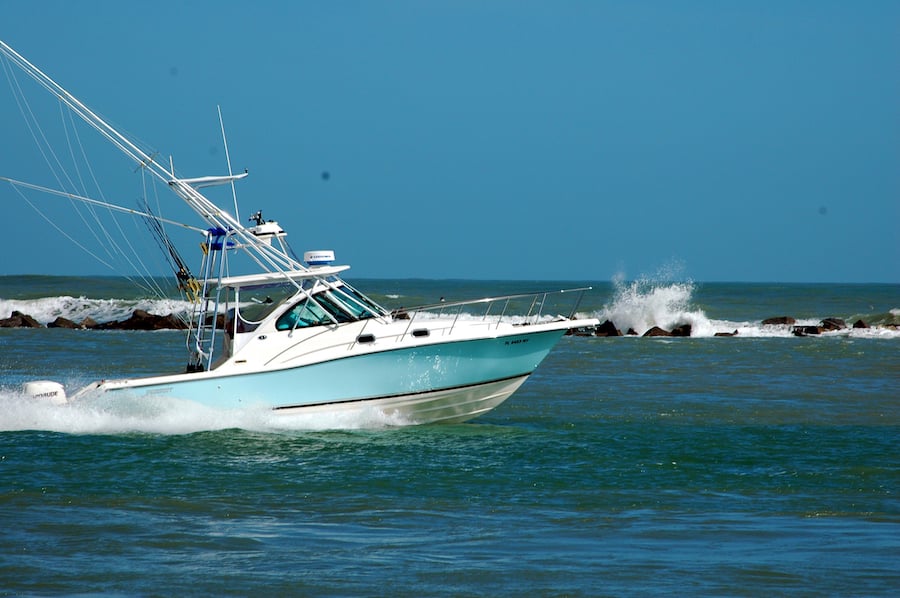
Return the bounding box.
[1,277,898,595]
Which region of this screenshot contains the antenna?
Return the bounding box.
[217,105,239,219]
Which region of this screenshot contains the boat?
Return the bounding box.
[1,39,599,425]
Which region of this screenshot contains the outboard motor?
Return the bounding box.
[23,380,68,405]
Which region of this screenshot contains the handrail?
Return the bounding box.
[397,287,592,340]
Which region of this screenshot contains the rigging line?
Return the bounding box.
[144,169,195,298]
[9,184,115,271]
[1,57,79,199]
[64,107,145,275]
[2,60,115,260]
[0,177,207,233]
[140,194,192,279]
[145,181,197,309]
[106,198,169,298]
[4,54,170,299]
[145,175,181,295]
[65,161,166,293]
[136,173,174,299]
[60,101,89,198]
[69,107,114,206]
[4,44,307,279]
[4,64,148,292]
[217,105,240,220]
[5,172,201,294]
[58,100,122,263]
[0,40,173,186]
[124,211,170,299]
[12,62,112,258]
[149,165,167,225]
[64,155,181,297]
[13,182,161,298]
[60,96,167,294]
[148,175,183,298]
[142,209,177,272]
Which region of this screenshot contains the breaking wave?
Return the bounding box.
[0,295,193,325]
[588,275,900,339]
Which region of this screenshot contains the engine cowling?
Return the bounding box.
[23,380,68,405]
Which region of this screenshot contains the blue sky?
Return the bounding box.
[1,1,898,283]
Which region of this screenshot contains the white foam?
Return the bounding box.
[0,295,194,325]
[0,389,410,435]
[595,276,713,336]
[587,276,900,339]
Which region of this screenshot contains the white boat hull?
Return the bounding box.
[71,321,594,425]
[273,374,530,425]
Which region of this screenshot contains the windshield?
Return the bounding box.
[233,278,387,333]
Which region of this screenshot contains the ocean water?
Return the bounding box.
[1,276,898,596]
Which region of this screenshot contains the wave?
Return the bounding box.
[597,278,705,335]
[0,295,193,325]
[585,276,900,339]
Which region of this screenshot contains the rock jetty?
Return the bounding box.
[1,309,189,330]
[2,310,893,337]
[564,314,893,338]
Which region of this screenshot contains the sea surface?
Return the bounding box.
[1,276,898,596]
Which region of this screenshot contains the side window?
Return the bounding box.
[276,299,331,330]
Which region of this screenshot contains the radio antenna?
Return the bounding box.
[217,105,239,218]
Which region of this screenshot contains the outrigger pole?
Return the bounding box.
[0,38,308,278]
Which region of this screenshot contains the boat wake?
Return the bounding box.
[0,388,414,435]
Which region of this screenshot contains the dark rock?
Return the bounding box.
[203,313,225,328]
[567,327,595,337]
[48,316,81,329]
[161,314,189,330]
[643,326,672,337]
[626,328,638,336]
[103,309,187,330]
[0,311,43,328]
[820,317,846,331]
[762,316,796,326]
[793,325,822,336]
[594,320,622,337]
[715,330,739,337]
[670,324,692,337]
[80,317,99,329]
[852,319,869,329]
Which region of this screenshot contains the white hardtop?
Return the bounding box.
[217,265,351,289]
